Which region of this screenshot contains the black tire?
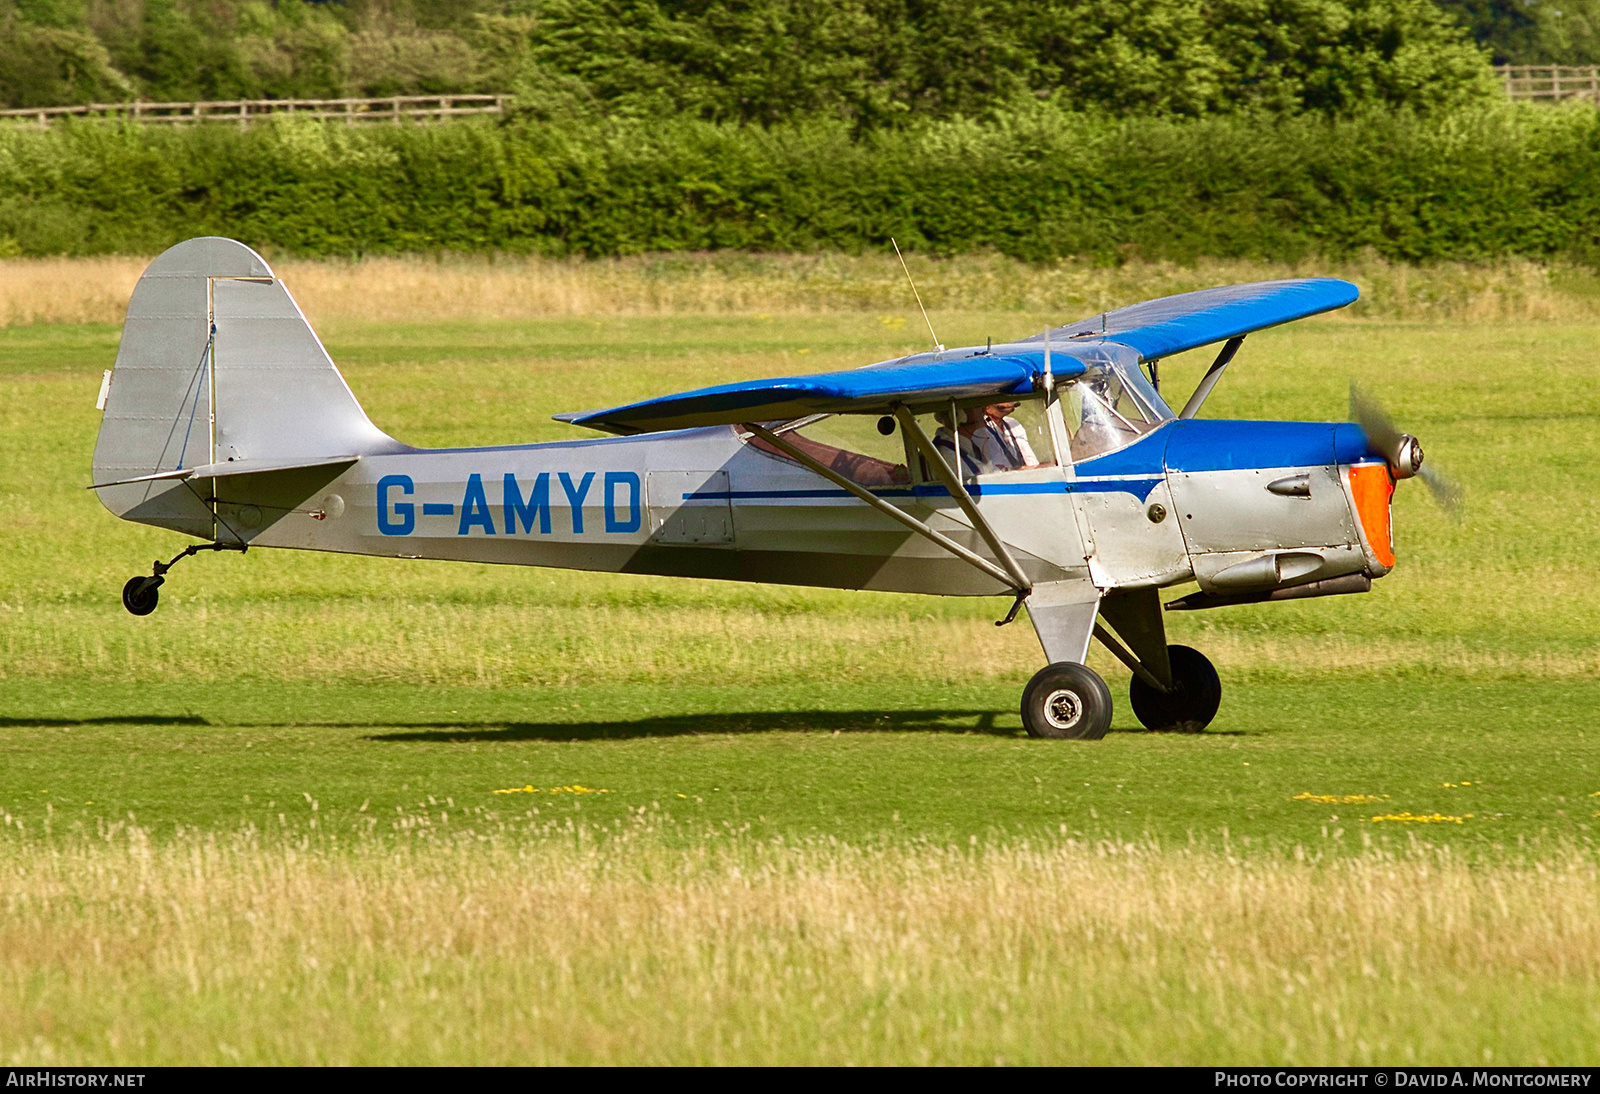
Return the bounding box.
[121,576,160,616]
[1128,644,1221,733]
[1021,662,1113,740]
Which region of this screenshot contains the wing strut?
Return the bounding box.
[891,406,1033,592]
[742,423,1027,594]
[1178,336,1244,420]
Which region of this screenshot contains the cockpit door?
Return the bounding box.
[906,398,1090,574]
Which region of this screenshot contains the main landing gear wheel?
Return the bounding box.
[1021,662,1113,740]
[121,575,162,616]
[1128,644,1221,733]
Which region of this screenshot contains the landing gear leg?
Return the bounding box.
[1020,579,1111,739]
[120,542,246,616]
[1128,644,1221,733]
[1094,588,1223,733]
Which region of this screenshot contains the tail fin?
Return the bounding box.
[92,237,402,536]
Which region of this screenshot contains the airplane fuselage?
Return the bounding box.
[213,416,1394,602]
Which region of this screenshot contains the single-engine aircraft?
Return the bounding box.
[90,237,1454,738]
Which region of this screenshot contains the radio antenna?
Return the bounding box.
[892,238,943,352]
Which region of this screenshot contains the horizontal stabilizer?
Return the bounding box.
[557,352,1069,436]
[90,454,357,491]
[1039,278,1358,362]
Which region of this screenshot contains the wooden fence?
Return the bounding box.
[1497,65,1600,103]
[5,71,1600,123]
[0,94,507,127]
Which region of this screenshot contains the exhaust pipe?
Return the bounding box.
[1165,573,1372,612]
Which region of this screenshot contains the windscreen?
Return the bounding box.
[1059,343,1173,462]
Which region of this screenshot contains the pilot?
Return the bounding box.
[934,403,1038,476]
[977,401,1038,470]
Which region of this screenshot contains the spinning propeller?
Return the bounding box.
[1349,384,1464,519]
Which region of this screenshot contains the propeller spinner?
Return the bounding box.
[1349,383,1463,518]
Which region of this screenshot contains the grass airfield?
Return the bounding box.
[2,260,1600,1063]
[5,677,1600,848]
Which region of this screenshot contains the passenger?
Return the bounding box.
[933,407,996,477]
[742,423,909,485]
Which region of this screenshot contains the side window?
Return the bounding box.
[912,400,1056,481]
[741,415,911,486]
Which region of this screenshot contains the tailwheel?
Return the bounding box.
[1128,644,1221,733]
[1021,662,1113,740]
[121,575,163,616]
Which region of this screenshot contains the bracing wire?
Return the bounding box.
[173,322,216,471]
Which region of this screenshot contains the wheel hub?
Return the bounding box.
[1042,688,1083,731]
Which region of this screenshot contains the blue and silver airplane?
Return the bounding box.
[91,237,1451,738]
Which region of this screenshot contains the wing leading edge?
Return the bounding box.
[555,351,1068,436]
[557,278,1358,436]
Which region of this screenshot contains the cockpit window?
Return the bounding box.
[741,414,910,486]
[919,400,1055,480]
[742,399,1058,486]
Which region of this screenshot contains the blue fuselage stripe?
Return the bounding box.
[686,478,1164,503]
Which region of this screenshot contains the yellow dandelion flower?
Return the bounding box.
[1292,792,1386,805]
[1370,812,1469,824]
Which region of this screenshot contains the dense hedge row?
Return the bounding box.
[3,104,1599,263]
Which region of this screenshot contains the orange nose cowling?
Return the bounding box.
[1347,462,1396,569]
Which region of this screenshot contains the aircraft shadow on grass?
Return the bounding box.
[0,715,209,727]
[368,709,1015,743]
[363,711,1243,743]
[0,713,1241,739]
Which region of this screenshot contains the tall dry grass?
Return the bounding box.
[1,819,1596,1064]
[5,251,1600,327]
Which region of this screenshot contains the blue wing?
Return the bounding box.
[557,278,1357,435]
[555,351,1070,436]
[1037,278,1358,361]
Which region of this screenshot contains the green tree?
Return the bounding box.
[1436,0,1600,65]
[521,0,1494,124]
[0,0,133,106]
